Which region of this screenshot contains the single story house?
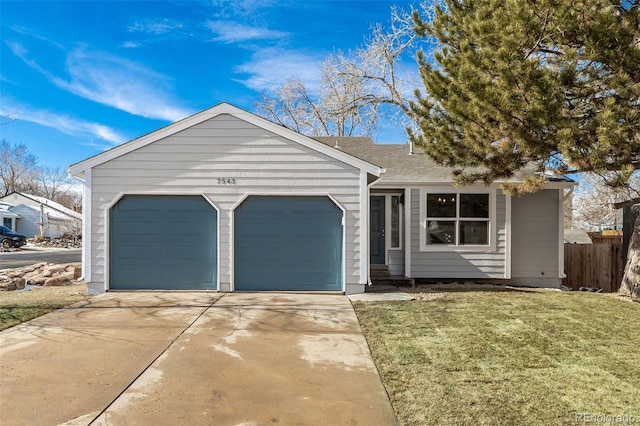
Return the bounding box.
[0,193,82,239]
[0,200,20,231]
[68,103,574,295]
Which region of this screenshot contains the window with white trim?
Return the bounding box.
[390,195,402,249]
[423,192,492,248]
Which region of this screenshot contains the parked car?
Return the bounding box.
[0,225,28,249]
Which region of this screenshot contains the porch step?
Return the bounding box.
[370,264,390,279]
[369,275,415,289]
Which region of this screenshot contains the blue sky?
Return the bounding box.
[1,0,419,170]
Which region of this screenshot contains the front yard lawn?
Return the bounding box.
[353,289,640,426]
[0,283,89,331]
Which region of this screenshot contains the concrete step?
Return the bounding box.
[370,264,390,279]
[370,276,415,288]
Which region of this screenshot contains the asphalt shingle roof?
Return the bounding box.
[313,137,455,183]
[312,136,574,185]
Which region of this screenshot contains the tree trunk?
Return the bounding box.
[619,212,640,300]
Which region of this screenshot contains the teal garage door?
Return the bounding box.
[109,195,217,290]
[234,196,343,291]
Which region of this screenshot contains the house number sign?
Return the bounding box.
[217,178,237,185]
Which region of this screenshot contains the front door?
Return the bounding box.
[370,196,385,264]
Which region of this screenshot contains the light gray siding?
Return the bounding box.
[88,114,364,293]
[510,189,561,285]
[410,188,507,279]
[11,205,40,238]
[388,250,405,275]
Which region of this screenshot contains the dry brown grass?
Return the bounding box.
[0,283,90,330]
[354,289,640,425]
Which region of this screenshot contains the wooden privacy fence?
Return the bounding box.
[563,243,623,292]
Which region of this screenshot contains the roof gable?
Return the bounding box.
[0,193,82,220]
[68,103,382,177]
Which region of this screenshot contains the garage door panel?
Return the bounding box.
[234,196,343,291]
[110,195,217,290]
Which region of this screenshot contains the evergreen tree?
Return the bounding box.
[410,0,639,193]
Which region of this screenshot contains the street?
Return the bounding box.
[0,249,82,269]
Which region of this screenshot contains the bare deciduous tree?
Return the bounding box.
[572,173,640,231]
[0,140,40,196]
[38,166,73,203]
[0,140,82,212]
[255,5,435,138]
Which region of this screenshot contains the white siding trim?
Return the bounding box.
[404,187,412,278]
[558,189,566,279]
[504,193,512,279]
[81,170,91,282]
[373,181,575,189]
[359,171,368,284]
[230,192,348,293]
[201,195,221,291]
[384,193,404,251]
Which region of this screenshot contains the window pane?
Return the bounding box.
[460,194,489,218]
[391,196,400,248]
[460,221,488,245]
[427,193,456,217]
[427,220,456,244]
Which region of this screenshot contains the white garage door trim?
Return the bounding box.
[230,192,346,292]
[104,192,220,291]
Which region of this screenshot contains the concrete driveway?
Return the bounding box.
[0,292,397,426]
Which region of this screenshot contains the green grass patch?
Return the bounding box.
[0,284,89,331]
[353,290,640,426]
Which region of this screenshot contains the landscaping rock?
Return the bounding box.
[42,265,66,278]
[0,262,81,291]
[44,272,75,286]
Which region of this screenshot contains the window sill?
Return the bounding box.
[419,245,496,253]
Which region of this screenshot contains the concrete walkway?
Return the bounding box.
[0,292,397,426]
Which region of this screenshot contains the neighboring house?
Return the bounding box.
[0,201,20,231]
[68,103,575,295]
[0,193,82,239]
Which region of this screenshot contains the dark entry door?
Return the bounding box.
[370,196,385,264]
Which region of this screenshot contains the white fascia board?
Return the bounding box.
[81,169,91,281]
[373,181,505,189]
[68,102,383,178]
[372,180,576,190]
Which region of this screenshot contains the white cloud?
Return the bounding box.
[206,20,288,43]
[8,44,192,122]
[121,41,142,49]
[127,18,185,35]
[9,25,66,50]
[234,48,323,92]
[209,0,279,18]
[0,101,126,145]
